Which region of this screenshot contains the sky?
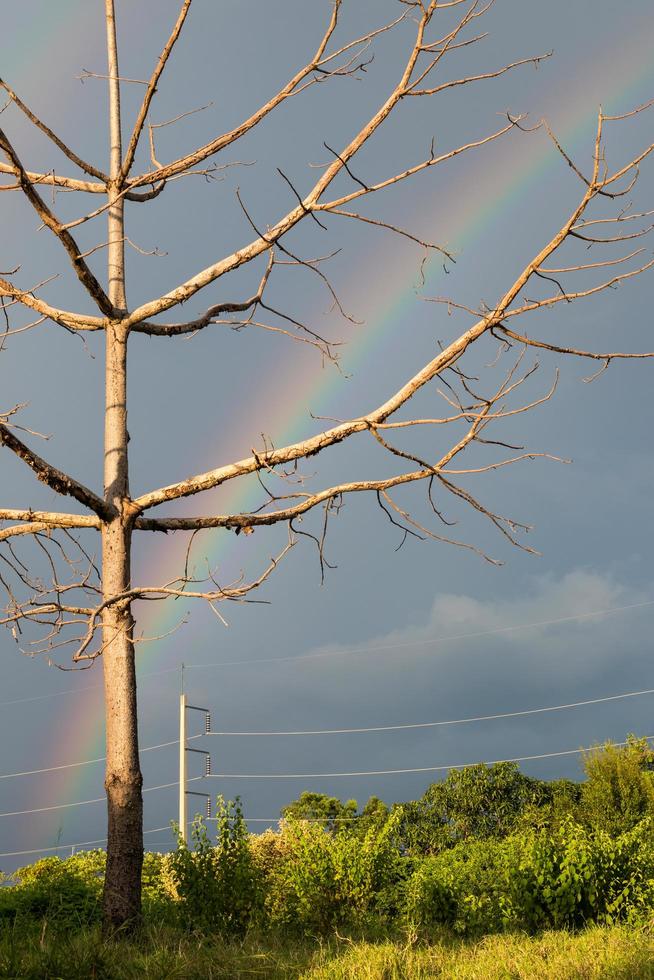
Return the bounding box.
[1,0,653,872]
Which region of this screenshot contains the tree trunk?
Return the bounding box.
[101,0,144,931]
[101,321,143,929]
[101,511,143,930]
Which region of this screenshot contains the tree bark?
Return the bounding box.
[101,0,144,932]
[101,509,143,930]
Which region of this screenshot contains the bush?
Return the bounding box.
[506,817,654,930]
[405,818,654,936]
[281,792,359,833]
[169,796,261,935]
[403,837,508,935]
[141,851,177,920]
[0,851,104,927]
[397,762,551,855]
[261,810,406,932]
[581,735,654,836]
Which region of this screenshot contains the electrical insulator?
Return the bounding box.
[205,712,211,734]
[205,754,211,777]
[206,797,211,819]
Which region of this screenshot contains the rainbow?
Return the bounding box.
[5,6,653,834]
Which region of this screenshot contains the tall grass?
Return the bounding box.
[302,927,654,979]
[1,923,653,980]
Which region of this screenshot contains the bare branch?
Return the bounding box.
[501,257,654,319]
[0,521,93,543]
[0,276,105,332]
[0,510,100,529]
[0,78,107,180]
[0,128,114,314]
[125,0,345,191]
[0,425,112,519]
[602,97,654,122]
[406,52,552,98]
[76,69,149,85]
[133,153,599,510]
[323,206,455,260]
[314,121,518,211]
[540,247,646,274]
[496,325,654,364]
[0,163,106,193]
[70,537,294,663]
[131,250,273,336]
[120,0,194,180]
[124,24,516,326]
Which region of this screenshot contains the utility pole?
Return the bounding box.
[178,667,211,845]
[179,691,188,844]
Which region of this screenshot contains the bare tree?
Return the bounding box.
[1,0,653,930]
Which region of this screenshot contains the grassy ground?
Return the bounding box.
[305,927,654,979]
[1,923,654,980]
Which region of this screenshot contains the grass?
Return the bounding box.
[1,923,654,980]
[304,927,654,979]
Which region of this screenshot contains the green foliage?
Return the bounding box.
[404,837,507,934]
[398,762,550,855]
[5,737,654,947]
[581,734,654,835]
[355,796,390,837]
[140,851,178,920]
[280,791,390,839]
[507,816,654,930]
[169,796,261,935]
[404,817,654,935]
[261,810,405,932]
[281,791,359,833]
[0,850,105,926]
[516,778,583,833]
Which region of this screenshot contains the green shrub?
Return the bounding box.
[169,796,261,935]
[140,851,177,920]
[507,817,654,930]
[262,810,405,932]
[404,818,654,936]
[281,792,359,833]
[403,837,507,934]
[581,735,654,836]
[1,851,104,926]
[397,762,551,855]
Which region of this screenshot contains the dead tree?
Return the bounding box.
[1,0,653,930]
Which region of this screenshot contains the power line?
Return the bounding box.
[4,681,640,804]
[0,777,201,819]
[0,735,202,781]
[0,817,360,860]
[0,794,107,819]
[4,681,653,802]
[1,599,651,710]
[0,826,172,860]
[209,816,357,824]
[185,599,654,671]
[7,730,640,820]
[4,681,651,783]
[205,686,654,736]
[4,732,652,855]
[203,735,654,779]
[2,682,651,783]
[0,665,180,708]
